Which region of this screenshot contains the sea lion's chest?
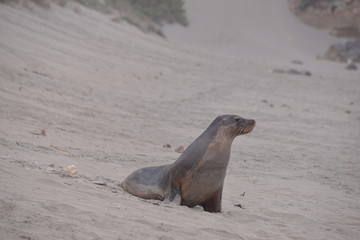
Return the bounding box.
[179,137,231,202]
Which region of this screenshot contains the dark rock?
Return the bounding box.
[270,68,312,77]
[291,59,303,65]
[345,60,358,70]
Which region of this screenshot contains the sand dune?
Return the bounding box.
[164,0,341,62]
[1,1,360,240]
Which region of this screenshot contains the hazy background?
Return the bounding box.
[164,0,339,61]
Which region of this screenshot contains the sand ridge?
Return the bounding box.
[0,1,360,240]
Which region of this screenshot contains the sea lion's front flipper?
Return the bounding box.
[165,175,182,205]
[164,189,181,205]
[201,188,223,213]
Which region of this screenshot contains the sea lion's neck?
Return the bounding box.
[206,130,233,159]
[173,127,234,169]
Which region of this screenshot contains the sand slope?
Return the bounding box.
[1,2,360,240]
[164,0,341,62]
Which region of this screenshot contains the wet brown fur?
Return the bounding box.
[121,115,255,212]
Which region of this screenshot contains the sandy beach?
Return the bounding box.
[1,1,360,239]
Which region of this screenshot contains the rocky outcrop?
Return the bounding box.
[289,0,360,64]
[324,39,360,62]
[289,0,360,38]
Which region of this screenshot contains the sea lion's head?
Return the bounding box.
[209,115,255,138]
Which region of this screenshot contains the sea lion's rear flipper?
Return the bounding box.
[201,188,223,213]
[121,165,170,200]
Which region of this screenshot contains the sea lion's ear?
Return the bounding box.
[220,118,226,124]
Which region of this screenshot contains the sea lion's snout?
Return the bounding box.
[236,118,255,135]
[246,119,256,132]
[247,119,256,127]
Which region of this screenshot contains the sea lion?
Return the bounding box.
[121,114,255,212]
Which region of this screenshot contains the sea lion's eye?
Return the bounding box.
[234,117,241,122]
